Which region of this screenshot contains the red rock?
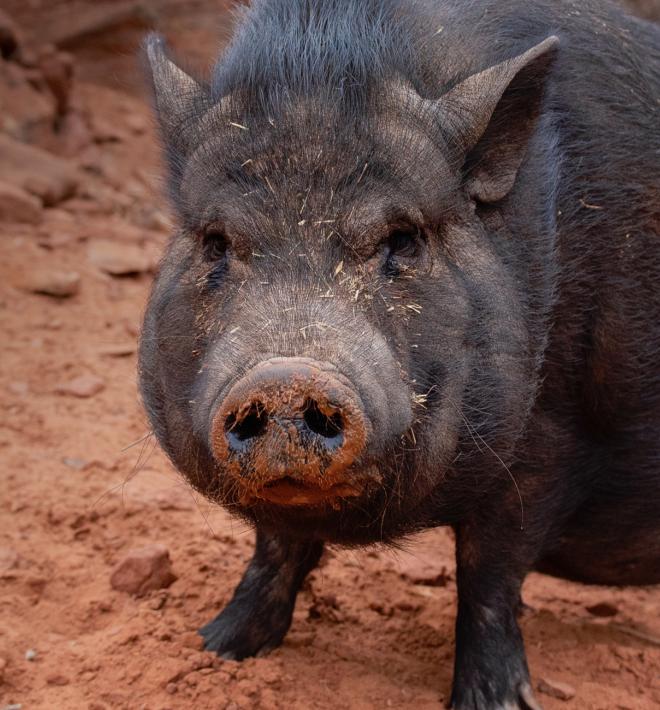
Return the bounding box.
[0,181,43,224]
[55,374,105,398]
[88,239,151,276]
[0,63,55,143]
[0,135,78,206]
[55,110,94,158]
[37,48,74,116]
[23,268,80,297]
[39,231,75,249]
[137,207,172,233]
[396,551,450,587]
[45,1,154,48]
[537,677,577,701]
[92,112,128,144]
[110,544,177,596]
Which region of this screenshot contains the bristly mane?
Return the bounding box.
[211,0,423,109]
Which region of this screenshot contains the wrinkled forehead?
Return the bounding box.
[179,90,456,228]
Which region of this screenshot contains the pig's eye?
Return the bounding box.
[384,226,423,275]
[203,228,229,262]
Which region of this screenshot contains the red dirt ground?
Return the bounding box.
[1,2,659,709]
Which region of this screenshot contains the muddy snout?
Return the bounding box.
[210,358,376,506]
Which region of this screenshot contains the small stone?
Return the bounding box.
[2,704,22,710]
[125,113,148,135]
[123,320,140,337]
[98,343,136,357]
[0,136,78,206]
[147,592,167,611]
[44,319,63,330]
[88,239,151,276]
[92,112,128,143]
[46,674,69,686]
[24,649,37,661]
[537,677,576,701]
[586,601,618,618]
[165,682,178,695]
[23,269,80,298]
[0,181,43,224]
[7,381,29,396]
[40,232,74,248]
[179,631,204,650]
[136,207,172,232]
[110,544,177,596]
[259,661,283,686]
[62,457,88,471]
[55,374,105,398]
[0,547,20,573]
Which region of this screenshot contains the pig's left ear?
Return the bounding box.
[142,33,211,151]
[437,36,559,204]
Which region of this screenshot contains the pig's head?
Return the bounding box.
[139,16,559,542]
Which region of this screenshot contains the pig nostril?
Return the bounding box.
[225,402,268,451]
[210,360,368,470]
[303,398,344,441]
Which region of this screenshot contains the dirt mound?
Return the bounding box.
[0,3,658,709]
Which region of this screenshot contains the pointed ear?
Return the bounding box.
[438,36,559,204]
[142,33,211,151]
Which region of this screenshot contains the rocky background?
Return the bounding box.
[0,2,658,709]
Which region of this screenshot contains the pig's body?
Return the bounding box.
[450,1,660,589]
[140,0,660,707]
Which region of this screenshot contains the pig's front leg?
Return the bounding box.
[200,529,324,659]
[450,515,542,710]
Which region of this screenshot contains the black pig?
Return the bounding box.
[139,0,660,707]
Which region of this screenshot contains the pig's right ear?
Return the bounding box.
[142,34,211,152]
[436,37,559,204]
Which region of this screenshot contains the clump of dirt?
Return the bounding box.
[0,3,659,709]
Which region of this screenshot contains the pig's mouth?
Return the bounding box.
[251,476,363,508]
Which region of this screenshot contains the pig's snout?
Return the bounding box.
[209,358,374,506]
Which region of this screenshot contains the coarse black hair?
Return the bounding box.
[211,0,425,110]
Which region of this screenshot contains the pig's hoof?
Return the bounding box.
[450,681,542,710]
[199,602,292,660]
